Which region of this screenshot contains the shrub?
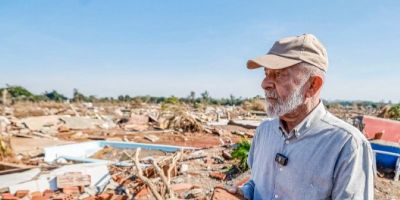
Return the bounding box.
[231,139,251,171]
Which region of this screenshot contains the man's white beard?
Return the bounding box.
[264,84,306,118]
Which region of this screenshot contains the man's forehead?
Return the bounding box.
[263,67,291,73]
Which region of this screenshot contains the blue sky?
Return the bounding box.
[0,0,399,102]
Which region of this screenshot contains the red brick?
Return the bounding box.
[111,195,128,200]
[32,196,47,200]
[170,183,194,192]
[30,191,42,198]
[52,194,74,200]
[83,196,96,200]
[62,186,80,196]
[211,187,243,200]
[209,171,226,180]
[42,189,54,198]
[97,192,114,200]
[135,187,150,198]
[235,176,250,187]
[1,193,18,200]
[15,190,29,198]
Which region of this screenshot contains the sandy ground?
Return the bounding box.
[375,176,400,200]
[10,137,71,155]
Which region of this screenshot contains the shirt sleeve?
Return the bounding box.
[331,138,374,200]
[241,179,255,200]
[240,126,259,200]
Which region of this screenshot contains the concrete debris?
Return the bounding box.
[56,172,91,188]
[60,117,98,130]
[228,119,261,129]
[21,115,65,131]
[144,134,159,143]
[0,102,394,199]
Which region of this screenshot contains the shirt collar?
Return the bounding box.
[278,101,327,139]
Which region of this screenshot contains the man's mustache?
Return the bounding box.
[264,90,279,99]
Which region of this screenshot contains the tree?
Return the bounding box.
[164,96,179,105]
[189,91,196,104]
[44,90,68,102]
[72,88,85,102]
[387,104,400,121]
[1,85,33,99]
[200,90,210,104]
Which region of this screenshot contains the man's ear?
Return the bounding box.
[305,76,323,98]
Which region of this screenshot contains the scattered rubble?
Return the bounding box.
[0,101,398,199]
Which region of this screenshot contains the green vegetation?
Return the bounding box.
[387,104,400,121]
[0,85,396,111]
[44,90,68,102]
[164,96,180,105]
[231,139,251,171]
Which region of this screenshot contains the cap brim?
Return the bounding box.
[247,54,301,70]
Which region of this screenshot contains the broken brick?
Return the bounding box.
[210,171,226,180]
[235,176,250,187]
[82,196,96,200]
[1,193,18,200]
[211,187,243,200]
[15,190,30,198]
[62,186,81,196]
[171,183,195,192]
[111,195,128,200]
[52,194,74,200]
[42,189,54,198]
[135,187,150,198]
[97,192,114,200]
[222,150,232,160]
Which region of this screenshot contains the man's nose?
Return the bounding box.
[261,77,274,90]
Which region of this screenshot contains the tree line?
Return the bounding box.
[0,85,252,106]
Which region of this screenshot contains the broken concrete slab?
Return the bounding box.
[228,119,262,129]
[7,162,110,194]
[21,115,66,131]
[207,119,229,126]
[60,117,98,130]
[121,114,149,131]
[44,141,195,163]
[0,168,41,188]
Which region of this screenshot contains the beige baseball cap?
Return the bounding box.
[247,34,328,71]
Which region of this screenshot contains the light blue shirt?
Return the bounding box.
[242,102,374,200]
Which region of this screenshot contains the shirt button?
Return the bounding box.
[274,194,279,198]
[285,140,289,144]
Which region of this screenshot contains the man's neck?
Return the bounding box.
[280,100,320,133]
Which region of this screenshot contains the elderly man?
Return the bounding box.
[240,34,374,200]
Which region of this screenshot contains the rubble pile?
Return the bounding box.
[0,101,397,199]
[0,102,259,199]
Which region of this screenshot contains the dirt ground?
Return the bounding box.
[375,176,400,200]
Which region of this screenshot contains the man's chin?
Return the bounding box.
[265,107,279,118]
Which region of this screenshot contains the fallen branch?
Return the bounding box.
[126,149,163,200]
[167,152,182,183]
[151,158,175,199]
